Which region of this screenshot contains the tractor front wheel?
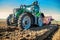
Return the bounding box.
[18,13,33,30]
[38,17,43,27]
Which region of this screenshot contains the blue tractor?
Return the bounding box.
[7,1,52,30]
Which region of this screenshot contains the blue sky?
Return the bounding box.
[0,0,60,21]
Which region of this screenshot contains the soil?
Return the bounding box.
[0,19,59,40]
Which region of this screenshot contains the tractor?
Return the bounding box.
[7,1,53,30]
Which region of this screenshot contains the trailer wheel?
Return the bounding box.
[18,13,33,30]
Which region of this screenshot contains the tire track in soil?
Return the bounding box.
[44,25,59,40]
[0,25,58,40]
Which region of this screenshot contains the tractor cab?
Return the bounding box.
[19,1,40,14]
[25,1,39,14]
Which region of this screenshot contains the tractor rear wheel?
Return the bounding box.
[18,13,33,30]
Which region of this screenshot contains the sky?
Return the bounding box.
[0,0,60,21]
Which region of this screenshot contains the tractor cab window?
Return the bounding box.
[33,5,39,13]
[32,1,39,13]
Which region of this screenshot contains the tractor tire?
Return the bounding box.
[18,13,33,30]
[38,17,43,27]
[40,13,45,18]
[7,14,13,26]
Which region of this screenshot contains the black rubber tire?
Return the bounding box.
[7,14,13,26]
[38,17,43,27]
[40,13,45,18]
[18,13,34,30]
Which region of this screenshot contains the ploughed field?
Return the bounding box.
[0,19,59,40]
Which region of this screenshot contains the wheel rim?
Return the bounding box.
[22,16,31,30]
[38,17,43,27]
